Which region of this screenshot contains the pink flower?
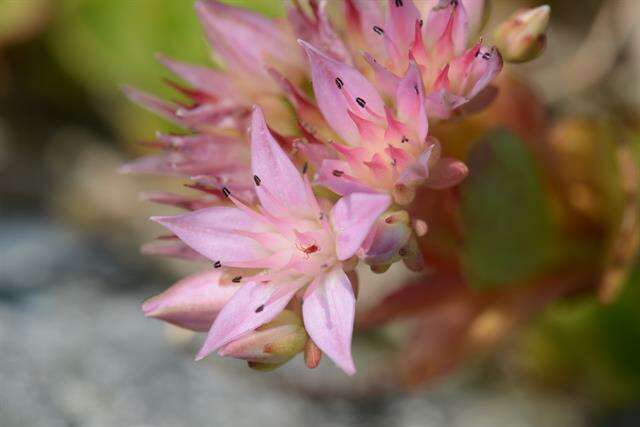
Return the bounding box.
[300,40,468,204]
[152,106,390,374]
[349,0,502,119]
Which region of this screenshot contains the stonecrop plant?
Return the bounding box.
[125,0,552,376]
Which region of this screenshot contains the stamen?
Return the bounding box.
[213,261,222,269]
[255,305,265,313]
[414,84,419,95]
[401,136,409,143]
[222,187,231,198]
[232,276,242,283]
[335,77,344,89]
[302,162,309,174]
[395,0,403,6]
[253,175,261,186]
[332,170,344,177]
[355,97,366,108]
[373,26,384,36]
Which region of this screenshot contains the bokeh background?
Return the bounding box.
[1,0,640,426]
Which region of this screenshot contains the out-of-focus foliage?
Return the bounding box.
[460,129,559,290]
[45,0,284,141]
[521,259,640,405]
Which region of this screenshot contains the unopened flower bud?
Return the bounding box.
[412,219,429,237]
[494,5,550,63]
[217,310,307,368]
[304,339,322,369]
[400,235,425,272]
[361,210,413,267]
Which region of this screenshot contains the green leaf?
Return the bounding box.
[460,129,558,290]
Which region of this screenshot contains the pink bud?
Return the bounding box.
[494,5,551,63]
[142,270,239,332]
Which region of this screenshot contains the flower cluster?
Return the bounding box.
[126,0,549,375]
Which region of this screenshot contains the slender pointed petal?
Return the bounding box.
[250,106,311,217]
[302,267,356,375]
[157,54,233,98]
[423,0,468,55]
[142,270,239,331]
[317,159,377,196]
[195,0,303,81]
[396,61,428,142]
[152,207,270,264]
[385,0,421,57]
[299,40,385,146]
[331,192,391,260]
[196,281,299,360]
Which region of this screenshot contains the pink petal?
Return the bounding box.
[385,0,421,56]
[142,270,240,332]
[196,281,300,360]
[423,0,468,55]
[288,0,352,64]
[397,143,438,185]
[152,207,270,265]
[331,192,391,260]
[463,0,487,37]
[157,54,234,98]
[250,106,312,217]
[396,61,428,142]
[299,40,385,146]
[345,0,388,63]
[302,267,356,375]
[195,0,302,81]
[140,240,208,261]
[121,85,184,126]
[317,159,376,196]
[362,52,399,99]
[416,0,485,38]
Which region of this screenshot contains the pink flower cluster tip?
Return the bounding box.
[126,0,507,375]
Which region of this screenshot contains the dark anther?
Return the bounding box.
[356,97,366,108]
[255,305,265,313]
[222,187,231,198]
[332,169,344,177]
[419,19,424,27]
[391,158,397,167]
[232,276,242,283]
[395,0,403,6]
[213,261,222,269]
[482,52,492,60]
[253,175,261,186]
[335,77,344,89]
[302,162,309,174]
[399,247,409,257]
[414,84,419,95]
[401,136,409,143]
[373,25,384,36]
